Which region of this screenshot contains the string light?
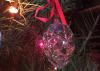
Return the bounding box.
[6,0,14,2]
[6,0,11,1]
[39,42,44,48]
[54,67,57,70]
[5,0,11,2]
[8,6,18,14]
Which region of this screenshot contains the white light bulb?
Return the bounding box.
[6,0,11,2]
[6,0,11,1]
[9,6,18,14]
[6,0,15,2]
[62,41,66,44]
[54,67,57,70]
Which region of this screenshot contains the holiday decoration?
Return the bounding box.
[0,0,76,71]
[8,6,18,13]
[0,0,40,26]
[33,0,75,69]
[42,20,75,69]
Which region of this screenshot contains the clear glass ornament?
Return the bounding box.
[43,20,75,69]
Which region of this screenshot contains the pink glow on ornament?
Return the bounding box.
[35,36,45,49]
[39,42,44,47]
[38,40,44,49]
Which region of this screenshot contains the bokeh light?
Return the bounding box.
[6,0,11,1]
[8,6,18,14]
[39,41,44,48]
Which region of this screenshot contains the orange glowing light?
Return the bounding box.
[8,6,18,14]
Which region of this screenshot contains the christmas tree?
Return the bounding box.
[0,0,98,71]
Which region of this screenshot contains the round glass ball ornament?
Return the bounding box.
[43,21,75,69]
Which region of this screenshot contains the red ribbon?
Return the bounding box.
[34,0,67,26]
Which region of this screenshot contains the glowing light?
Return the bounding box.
[37,40,44,49]
[54,67,57,70]
[9,6,18,14]
[6,0,11,1]
[6,0,14,2]
[39,42,44,47]
[62,41,66,44]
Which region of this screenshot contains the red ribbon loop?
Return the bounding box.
[34,0,67,26]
